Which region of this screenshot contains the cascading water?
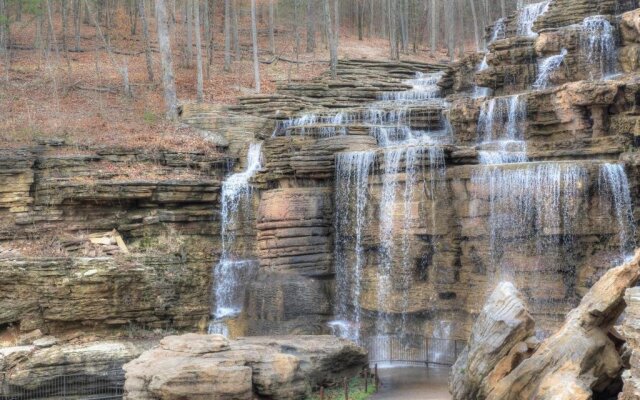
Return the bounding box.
[329,71,451,348]
[491,18,506,43]
[333,151,376,343]
[599,163,637,260]
[517,1,551,37]
[477,95,529,164]
[581,16,617,80]
[533,48,568,89]
[475,163,589,283]
[209,142,263,335]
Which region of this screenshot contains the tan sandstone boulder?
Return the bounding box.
[123,334,368,400]
[450,281,536,400]
[486,250,640,400]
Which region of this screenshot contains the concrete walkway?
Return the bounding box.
[369,367,452,400]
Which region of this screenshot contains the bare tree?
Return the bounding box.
[250,0,260,92]
[306,0,316,52]
[139,0,155,82]
[269,0,275,54]
[223,0,231,71]
[194,0,204,101]
[323,0,337,78]
[155,0,179,119]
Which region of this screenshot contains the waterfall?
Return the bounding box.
[333,151,375,343]
[533,49,568,89]
[479,55,489,72]
[581,16,617,80]
[517,1,551,37]
[379,71,444,103]
[477,95,528,164]
[209,142,263,335]
[490,18,507,43]
[473,163,589,282]
[599,164,637,260]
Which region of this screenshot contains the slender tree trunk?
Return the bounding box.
[232,0,239,61]
[323,0,336,78]
[61,0,68,52]
[185,0,193,66]
[251,0,260,92]
[306,0,315,52]
[0,0,8,81]
[223,0,231,71]
[268,0,275,54]
[357,0,363,40]
[73,0,81,51]
[139,0,155,82]
[155,0,178,119]
[430,0,437,55]
[194,0,204,101]
[205,0,214,78]
[293,0,300,61]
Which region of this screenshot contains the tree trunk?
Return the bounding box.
[357,0,363,40]
[430,0,437,55]
[155,0,178,119]
[323,0,336,78]
[73,0,81,51]
[306,0,315,52]
[251,0,260,92]
[139,0,155,82]
[61,0,68,52]
[194,0,204,101]
[0,0,8,81]
[269,0,275,54]
[185,0,193,66]
[223,0,231,71]
[232,0,239,61]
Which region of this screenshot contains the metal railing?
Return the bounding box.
[1,368,125,400]
[365,335,466,366]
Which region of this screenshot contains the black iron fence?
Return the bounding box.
[1,368,125,400]
[365,335,466,366]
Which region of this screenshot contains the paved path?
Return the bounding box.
[369,367,451,400]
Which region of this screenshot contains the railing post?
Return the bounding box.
[344,376,349,400]
[375,363,379,392]
[365,368,369,392]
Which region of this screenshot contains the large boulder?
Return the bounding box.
[486,250,640,400]
[450,282,536,400]
[620,287,640,400]
[0,339,153,397]
[123,334,368,400]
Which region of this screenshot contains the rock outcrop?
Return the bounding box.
[620,286,640,399]
[1,339,153,398]
[123,334,368,400]
[450,282,536,400]
[451,249,640,400]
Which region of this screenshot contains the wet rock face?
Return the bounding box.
[123,334,368,400]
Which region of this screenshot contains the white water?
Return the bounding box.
[477,95,529,164]
[599,164,637,260]
[533,49,568,89]
[581,16,617,80]
[209,143,263,335]
[517,1,551,37]
[333,151,376,343]
[491,18,507,43]
[473,163,589,282]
